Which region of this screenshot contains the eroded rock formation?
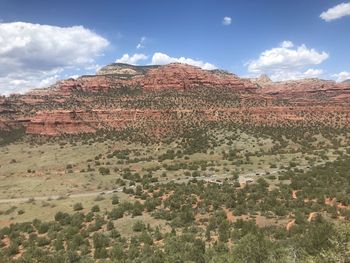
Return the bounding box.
[1,63,350,136]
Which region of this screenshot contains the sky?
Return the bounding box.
[0,0,350,95]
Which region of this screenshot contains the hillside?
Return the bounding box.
[1,63,350,139]
[1,63,350,262]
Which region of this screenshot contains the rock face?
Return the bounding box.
[96,63,158,77]
[1,62,350,136]
[254,78,350,103]
[140,63,257,92]
[56,76,116,93]
[55,63,258,93]
[25,106,350,136]
[249,74,272,87]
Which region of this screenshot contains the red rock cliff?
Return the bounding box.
[2,63,350,136]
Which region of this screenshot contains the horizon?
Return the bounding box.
[63,62,345,85]
[1,0,350,94]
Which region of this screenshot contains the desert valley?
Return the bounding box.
[0,63,350,262]
[1,0,350,262]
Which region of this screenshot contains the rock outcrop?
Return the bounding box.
[254,78,350,103]
[25,106,350,136]
[96,63,158,77]
[140,63,257,92]
[249,74,272,87]
[1,63,350,136]
[53,63,258,93]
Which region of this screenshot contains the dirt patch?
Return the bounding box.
[223,208,235,222]
[308,212,318,222]
[160,190,174,201]
[286,219,295,231]
[0,220,13,227]
[292,190,299,199]
[325,197,350,210]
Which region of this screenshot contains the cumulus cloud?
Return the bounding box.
[303,68,324,77]
[266,70,324,82]
[332,71,350,82]
[0,22,109,95]
[222,16,232,25]
[0,69,62,95]
[136,36,146,49]
[115,53,148,65]
[151,52,217,70]
[280,40,294,48]
[246,41,329,81]
[320,2,350,21]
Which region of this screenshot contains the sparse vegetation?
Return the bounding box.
[1,120,350,262]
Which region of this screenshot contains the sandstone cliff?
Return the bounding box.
[1,63,350,136]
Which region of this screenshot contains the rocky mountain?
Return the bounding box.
[52,63,257,94]
[249,74,272,87]
[255,78,350,104]
[96,63,159,77]
[1,63,350,137]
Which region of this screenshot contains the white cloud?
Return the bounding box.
[68,75,79,80]
[115,52,217,70]
[136,36,146,49]
[246,41,329,81]
[84,64,101,72]
[151,52,217,70]
[222,16,232,25]
[267,69,324,82]
[280,40,294,48]
[115,53,148,65]
[332,71,350,82]
[303,68,324,77]
[0,69,61,95]
[320,2,350,21]
[0,22,109,95]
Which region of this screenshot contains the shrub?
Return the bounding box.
[112,195,119,205]
[132,220,146,232]
[73,203,83,211]
[98,167,110,175]
[91,205,100,213]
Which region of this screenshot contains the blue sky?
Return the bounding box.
[0,0,350,94]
